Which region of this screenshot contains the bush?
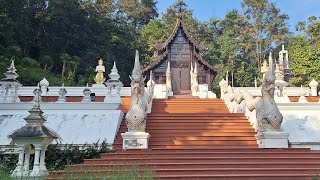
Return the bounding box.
[0,140,110,173]
[46,140,110,170]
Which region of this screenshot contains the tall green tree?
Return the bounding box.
[289,17,320,86]
[117,0,158,28]
[241,0,289,67]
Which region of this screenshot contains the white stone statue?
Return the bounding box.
[219,78,228,99]
[125,50,149,132]
[147,70,155,98]
[166,61,172,93]
[255,64,283,132]
[190,62,199,93]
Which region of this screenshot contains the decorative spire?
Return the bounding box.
[176,0,184,20]
[3,60,19,80]
[20,83,46,126]
[131,50,143,81]
[109,62,120,81]
[134,50,141,72]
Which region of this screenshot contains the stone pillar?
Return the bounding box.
[309,79,319,96]
[11,145,24,177]
[39,145,48,175]
[81,84,91,103]
[298,86,308,103]
[30,146,41,176]
[22,145,31,176]
[13,85,20,102]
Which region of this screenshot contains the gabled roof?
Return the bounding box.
[157,18,203,51]
[143,18,216,74]
[143,51,168,73]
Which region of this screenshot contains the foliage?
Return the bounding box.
[0,153,17,176]
[45,140,110,170]
[241,0,289,66]
[0,140,110,174]
[288,16,320,86]
[0,0,318,91]
[0,168,11,180]
[0,0,158,86]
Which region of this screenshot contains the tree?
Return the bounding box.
[60,53,72,78]
[117,0,158,28]
[241,0,289,67]
[289,17,320,86]
[40,55,53,71]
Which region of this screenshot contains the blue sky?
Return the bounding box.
[156,0,320,32]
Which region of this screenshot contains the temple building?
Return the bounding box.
[143,16,217,95]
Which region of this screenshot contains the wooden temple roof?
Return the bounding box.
[143,18,216,74]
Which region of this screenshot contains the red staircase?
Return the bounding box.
[48,98,320,179]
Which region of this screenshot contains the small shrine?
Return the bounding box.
[0,60,22,103]
[8,86,59,179]
[143,13,217,95]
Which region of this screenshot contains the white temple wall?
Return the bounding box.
[0,103,123,148]
[232,87,311,96]
[278,103,320,150]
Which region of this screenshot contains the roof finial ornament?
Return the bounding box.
[176,0,184,20]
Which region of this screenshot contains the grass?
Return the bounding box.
[0,166,12,180]
[65,164,155,180]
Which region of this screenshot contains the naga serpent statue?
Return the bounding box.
[255,64,283,132]
[125,50,149,132]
